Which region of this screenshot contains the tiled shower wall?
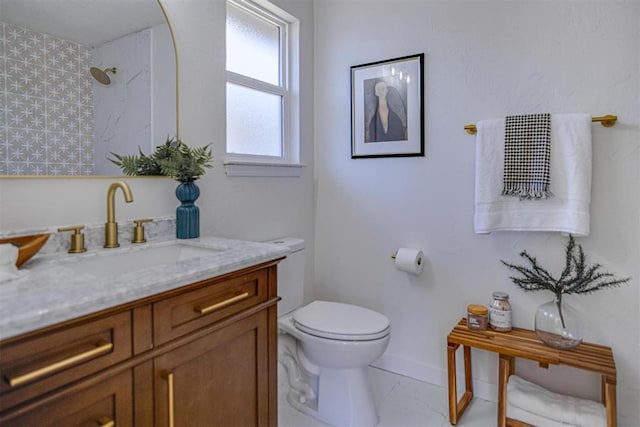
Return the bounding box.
[0,22,94,175]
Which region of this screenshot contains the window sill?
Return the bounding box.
[223,160,306,177]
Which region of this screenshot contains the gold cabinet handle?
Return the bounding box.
[6,340,113,387]
[162,371,175,427]
[195,292,250,315]
[96,416,115,427]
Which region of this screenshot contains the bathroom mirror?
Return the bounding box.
[0,0,178,177]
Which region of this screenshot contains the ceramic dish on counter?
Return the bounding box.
[0,234,50,268]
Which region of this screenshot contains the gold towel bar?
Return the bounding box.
[464,114,617,135]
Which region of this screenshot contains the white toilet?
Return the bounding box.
[269,238,391,427]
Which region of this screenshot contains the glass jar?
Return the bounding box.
[467,304,489,330]
[489,292,512,332]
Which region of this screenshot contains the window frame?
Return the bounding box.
[225,0,302,175]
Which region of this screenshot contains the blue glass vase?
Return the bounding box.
[175,182,200,239]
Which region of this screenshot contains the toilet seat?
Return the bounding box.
[293,301,390,341]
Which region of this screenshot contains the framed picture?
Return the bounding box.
[351,53,424,159]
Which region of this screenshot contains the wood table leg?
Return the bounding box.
[464,345,473,395]
[458,345,473,417]
[448,342,473,425]
[602,375,617,427]
[497,354,512,427]
[448,342,459,425]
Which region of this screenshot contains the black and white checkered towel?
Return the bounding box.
[502,113,553,200]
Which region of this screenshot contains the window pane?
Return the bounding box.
[227,83,282,157]
[227,3,280,85]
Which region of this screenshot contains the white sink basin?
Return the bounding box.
[63,243,226,277]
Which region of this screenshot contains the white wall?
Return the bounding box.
[161,0,315,299]
[314,0,639,422]
[0,178,176,230]
[0,0,315,296]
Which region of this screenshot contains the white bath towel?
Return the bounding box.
[474,113,592,235]
[508,405,578,427]
[507,375,606,427]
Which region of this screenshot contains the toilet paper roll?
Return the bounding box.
[394,248,424,275]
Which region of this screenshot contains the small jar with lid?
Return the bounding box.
[467,304,489,330]
[489,292,512,332]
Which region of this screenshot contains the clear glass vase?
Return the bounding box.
[535,297,583,349]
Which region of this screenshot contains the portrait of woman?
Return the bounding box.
[364,79,407,143]
[351,53,423,158]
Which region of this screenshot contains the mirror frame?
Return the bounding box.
[157,0,179,141]
[0,0,179,179]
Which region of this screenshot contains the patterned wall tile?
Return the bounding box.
[0,24,5,58]
[1,23,6,175]
[1,22,94,175]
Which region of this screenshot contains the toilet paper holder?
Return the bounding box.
[391,251,423,266]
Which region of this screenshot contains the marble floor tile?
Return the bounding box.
[279,366,637,427]
[278,366,495,427]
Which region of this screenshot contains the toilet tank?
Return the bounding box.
[266,237,305,315]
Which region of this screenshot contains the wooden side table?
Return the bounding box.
[447,318,617,427]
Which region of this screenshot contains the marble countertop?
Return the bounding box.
[0,236,289,341]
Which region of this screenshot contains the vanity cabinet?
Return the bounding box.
[0,259,281,426]
[154,311,270,426]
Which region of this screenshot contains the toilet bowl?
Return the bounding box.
[278,301,390,427]
[268,237,391,427]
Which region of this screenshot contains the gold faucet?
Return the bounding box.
[104,181,134,248]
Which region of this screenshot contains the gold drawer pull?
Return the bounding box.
[6,340,113,387]
[195,292,250,315]
[96,416,115,427]
[162,371,175,427]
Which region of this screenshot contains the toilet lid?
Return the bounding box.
[293,301,391,341]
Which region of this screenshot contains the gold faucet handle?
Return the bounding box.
[132,218,153,244]
[57,225,87,254]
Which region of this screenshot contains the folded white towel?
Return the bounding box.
[507,375,606,427]
[508,405,578,427]
[0,244,20,283]
[474,113,592,235]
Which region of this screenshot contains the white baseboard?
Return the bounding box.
[371,352,498,403]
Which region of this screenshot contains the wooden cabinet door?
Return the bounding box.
[154,310,270,427]
[0,370,132,426]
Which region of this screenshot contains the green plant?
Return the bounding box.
[501,235,629,327]
[109,137,213,182]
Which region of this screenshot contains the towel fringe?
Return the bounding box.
[502,183,553,200]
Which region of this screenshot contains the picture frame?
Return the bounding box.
[351,53,424,159]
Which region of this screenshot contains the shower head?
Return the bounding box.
[90,67,117,85]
